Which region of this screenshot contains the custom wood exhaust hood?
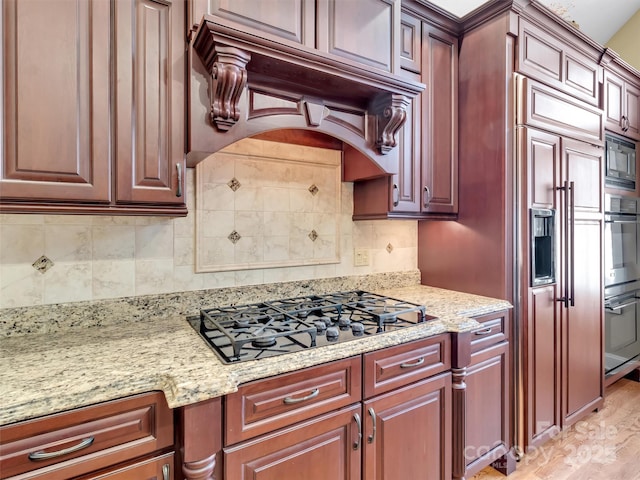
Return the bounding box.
[187,14,425,178]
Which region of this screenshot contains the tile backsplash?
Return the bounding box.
[0,156,418,308]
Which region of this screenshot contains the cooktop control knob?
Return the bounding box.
[351,322,364,335]
[326,326,340,340]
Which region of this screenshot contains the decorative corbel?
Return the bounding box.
[373,94,411,154]
[206,46,251,131]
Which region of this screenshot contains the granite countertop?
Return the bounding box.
[0,284,512,426]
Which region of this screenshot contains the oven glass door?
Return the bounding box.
[604,213,640,288]
[605,293,640,373]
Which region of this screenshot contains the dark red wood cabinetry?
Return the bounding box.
[603,68,640,141]
[0,0,186,215]
[221,335,451,480]
[352,7,458,219]
[0,392,174,480]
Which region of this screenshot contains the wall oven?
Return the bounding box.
[604,194,640,374]
[605,133,636,191]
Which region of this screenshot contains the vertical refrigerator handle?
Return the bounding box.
[557,181,570,308]
[569,181,575,307]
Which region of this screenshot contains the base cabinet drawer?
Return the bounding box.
[75,453,174,480]
[0,392,174,480]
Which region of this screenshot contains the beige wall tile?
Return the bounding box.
[92,225,135,260]
[0,264,44,308]
[93,260,136,300]
[135,259,174,295]
[44,262,92,304]
[0,225,45,264]
[45,225,92,262]
[135,223,174,259]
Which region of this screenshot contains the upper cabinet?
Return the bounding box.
[517,18,600,107]
[352,10,458,220]
[189,0,400,73]
[603,67,640,141]
[1,0,187,216]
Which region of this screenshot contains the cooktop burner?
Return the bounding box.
[189,290,433,363]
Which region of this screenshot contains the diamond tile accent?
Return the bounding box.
[308,230,318,242]
[308,184,319,196]
[228,230,242,244]
[32,255,54,274]
[386,243,394,253]
[227,177,241,191]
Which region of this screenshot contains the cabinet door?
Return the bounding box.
[114,0,186,205]
[421,23,458,214]
[316,0,399,73]
[189,0,315,47]
[563,138,603,216]
[363,372,451,480]
[75,453,174,480]
[224,405,361,480]
[0,0,111,202]
[624,81,640,140]
[562,218,604,426]
[465,342,510,477]
[604,70,626,136]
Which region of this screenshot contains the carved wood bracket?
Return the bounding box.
[207,46,251,131]
[372,94,411,154]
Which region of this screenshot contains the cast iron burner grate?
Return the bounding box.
[191,290,432,363]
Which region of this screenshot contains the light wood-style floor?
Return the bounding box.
[471,378,640,480]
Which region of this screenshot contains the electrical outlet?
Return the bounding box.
[354,248,370,266]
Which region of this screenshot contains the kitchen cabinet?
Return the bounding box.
[418,3,604,456]
[352,11,458,219]
[603,68,640,141]
[463,311,513,478]
[222,334,451,480]
[0,392,174,480]
[0,0,186,215]
[189,0,399,73]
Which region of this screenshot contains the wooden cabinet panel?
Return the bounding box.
[470,311,508,354]
[604,69,640,141]
[563,137,604,215]
[421,22,458,214]
[317,0,399,73]
[363,334,450,398]
[189,0,315,47]
[526,285,561,448]
[522,128,561,210]
[224,404,361,480]
[0,392,173,480]
[115,0,186,205]
[75,453,174,480]
[562,219,604,426]
[225,357,362,445]
[517,18,599,106]
[400,12,421,73]
[517,76,603,145]
[0,0,111,202]
[465,342,510,477]
[363,372,451,480]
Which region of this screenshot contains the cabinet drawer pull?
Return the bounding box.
[28,436,95,461]
[400,357,425,368]
[283,388,320,405]
[176,163,183,198]
[474,327,493,336]
[392,183,399,207]
[163,463,170,480]
[423,185,431,207]
[353,413,362,450]
[367,407,377,444]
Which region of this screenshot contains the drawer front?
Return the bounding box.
[0,392,173,480]
[363,334,450,398]
[75,452,174,480]
[225,356,362,445]
[470,310,509,354]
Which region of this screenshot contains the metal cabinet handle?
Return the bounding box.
[283,388,319,404]
[176,163,183,198]
[163,463,170,480]
[423,185,431,207]
[556,181,570,308]
[392,183,399,207]
[353,413,362,450]
[621,115,627,131]
[367,407,377,444]
[474,327,493,336]
[28,436,94,461]
[606,297,640,312]
[626,116,631,132]
[400,357,425,368]
[568,181,575,307]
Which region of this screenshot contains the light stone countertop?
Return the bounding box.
[0,284,511,426]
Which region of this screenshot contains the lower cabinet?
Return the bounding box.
[452,310,514,479]
[0,392,174,480]
[221,334,452,480]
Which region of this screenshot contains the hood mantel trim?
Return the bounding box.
[188,15,425,172]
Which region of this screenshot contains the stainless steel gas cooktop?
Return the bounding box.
[189,290,434,363]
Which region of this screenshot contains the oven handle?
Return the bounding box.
[606,297,640,312]
[605,217,639,224]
